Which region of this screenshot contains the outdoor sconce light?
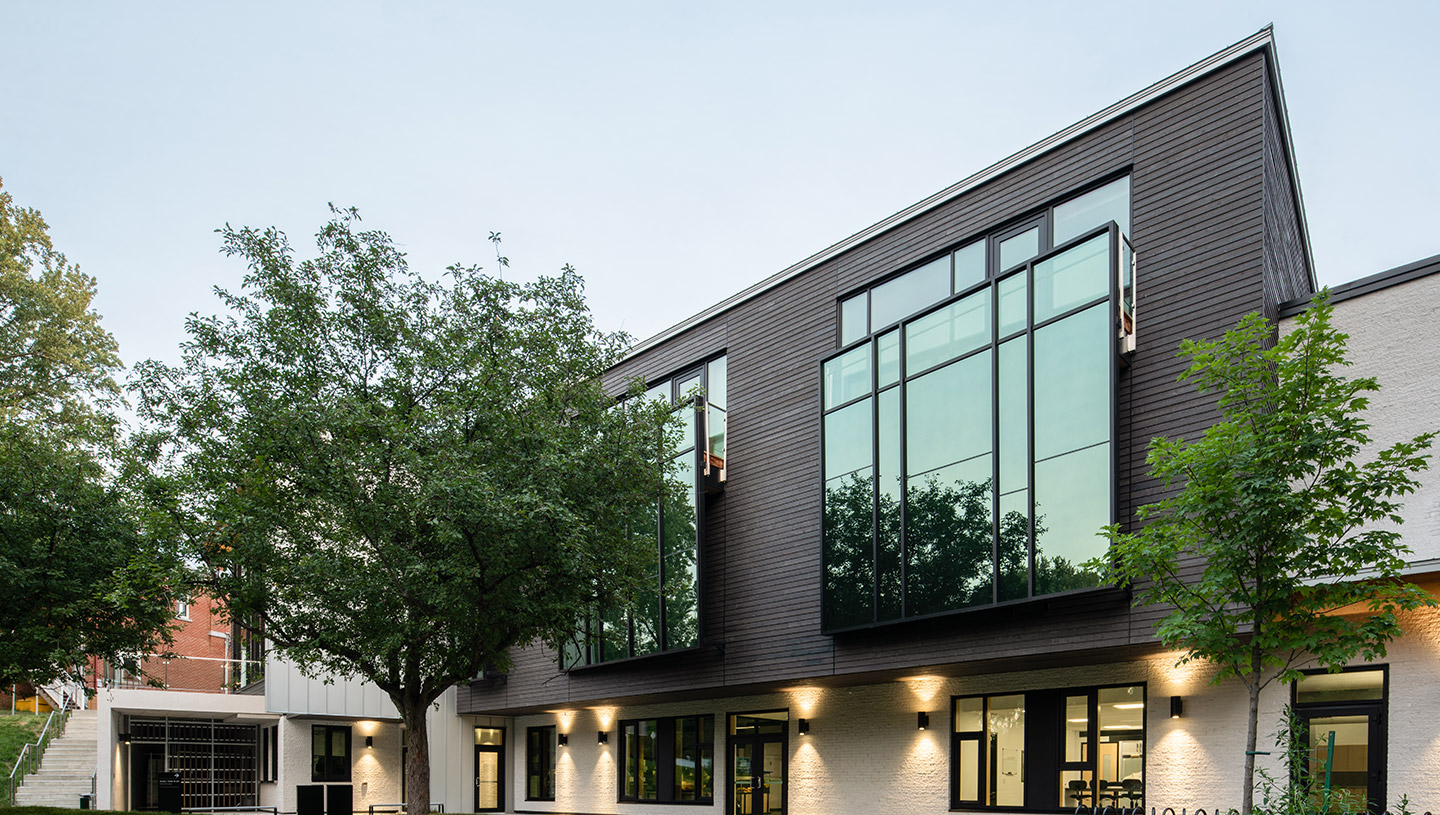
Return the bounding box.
[119,732,132,744]
[1170,696,1184,719]
[597,730,609,745]
[365,736,373,748]
[916,712,929,731]
[797,718,810,736]
[557,733,568,747]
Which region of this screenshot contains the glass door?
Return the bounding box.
[730,712,787,815]
[731,738,784,815]
[474,727,504,812]
[1294,669,1387,815]
[1298,707,1383,814]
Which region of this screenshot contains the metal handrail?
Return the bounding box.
[4,685,79,806]
[106,653,266,694]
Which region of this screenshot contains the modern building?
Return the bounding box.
[447,26,1440,815]
[69,27,1439,815]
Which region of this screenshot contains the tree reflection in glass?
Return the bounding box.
[822,472,876,629]
[662,453,699,650]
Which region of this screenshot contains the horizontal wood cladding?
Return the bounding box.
[461,52,1285,715]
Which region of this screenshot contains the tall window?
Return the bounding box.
[619,715,715,803]
[1292,668,1387,814]
[311,725,351,782]
[823,177,1133,630]
[952,684,1145,810]
[566,355,727,666]
[525,726,556,801]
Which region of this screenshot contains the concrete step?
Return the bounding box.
[13,712,99,808]
[18,779,93,790]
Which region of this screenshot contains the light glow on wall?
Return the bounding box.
[786,686,822,717]
[900,675,945,705]
[589,706,617,730]
[1156,653,1208,697]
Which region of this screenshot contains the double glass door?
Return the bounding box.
[730,712,788,815]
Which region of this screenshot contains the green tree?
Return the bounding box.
[1098,295,1434,813]
[134,208,675,815]
[0,177,179,690]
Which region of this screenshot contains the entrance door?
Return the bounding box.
[130,745,165,810]
[1298,705,1384,814]
[474,727,504,812]
[729,712,787,815]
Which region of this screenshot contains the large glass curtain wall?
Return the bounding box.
[566,356,726,665]
[822,177,1131,630]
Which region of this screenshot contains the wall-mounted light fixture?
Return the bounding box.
[1170,696,1184,719]
[365,736,374,748]
[557,732,568,747]
[597,730,609,745]
[797,718,810,736]
[119,732,132,744]
[916,712,929,731]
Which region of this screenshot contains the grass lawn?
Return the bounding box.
[1,809,182,815]
[0,713,50,776]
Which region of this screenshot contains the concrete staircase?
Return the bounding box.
[13,709,97,808]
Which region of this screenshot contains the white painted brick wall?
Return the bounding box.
[495,639,1440,815]
[278,717,405,813]
[1282,275,1440,565]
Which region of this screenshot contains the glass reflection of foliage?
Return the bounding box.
[824,469,1102,625]
[822,472,876,629]
[631,477,662,657]
[823,224,1120,629]
[905,476,994,615]
[569,365,716,666]
[661,453,699,650]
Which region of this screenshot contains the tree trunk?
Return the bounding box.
[403,702,431,815]
[1241,660,1262,814]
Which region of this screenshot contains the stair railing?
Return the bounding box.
[4,685,79,806]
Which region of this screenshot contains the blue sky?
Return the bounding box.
[3,1,1437,370]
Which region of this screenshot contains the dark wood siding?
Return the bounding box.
[461,51,1299,715]
[1260,52,1315,316]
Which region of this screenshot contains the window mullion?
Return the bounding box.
[1025,257,1037,599]
[871,335,880,624]
[897,327,909,619]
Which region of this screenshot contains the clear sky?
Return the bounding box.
[3,1,1437,371]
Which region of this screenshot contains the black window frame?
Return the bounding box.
[1290,665,1389,815]
[565,354,727,668]
[525,725,557,801]
[821,173,1135,634]
[617,714,715,804]
[950,682,1146,812]
[310,724,351,782]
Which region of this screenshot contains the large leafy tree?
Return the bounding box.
[0,177,179,690]
[135,208,674,815]
[1100,295,1434,813]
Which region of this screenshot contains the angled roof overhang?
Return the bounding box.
[625,25,1314,360]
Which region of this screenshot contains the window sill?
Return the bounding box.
[823,583,1129,636]
[563,642,720,673]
